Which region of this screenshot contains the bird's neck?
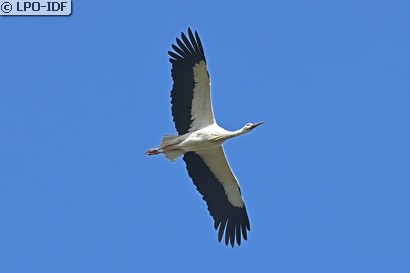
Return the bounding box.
[226,127,248,139]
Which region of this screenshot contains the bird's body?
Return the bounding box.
[169,124,231,152]
[148,123,261,160]
[146,28,263,247]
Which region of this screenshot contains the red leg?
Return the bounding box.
[145,148,162,156]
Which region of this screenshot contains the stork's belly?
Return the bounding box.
[177,134,223,152]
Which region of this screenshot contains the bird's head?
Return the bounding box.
[243,121,264,132]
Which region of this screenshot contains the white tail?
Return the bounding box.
[161,135,183,162]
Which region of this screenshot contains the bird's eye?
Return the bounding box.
[246,123,252,127]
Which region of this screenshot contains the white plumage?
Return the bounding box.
[146,28,263,247]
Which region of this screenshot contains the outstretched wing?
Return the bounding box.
[183,147,250,247]
[168,28,215,135]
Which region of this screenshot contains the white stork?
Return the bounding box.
[146,28,264,247]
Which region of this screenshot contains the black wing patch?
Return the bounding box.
[183,152,250,247]
[169,28,206,135]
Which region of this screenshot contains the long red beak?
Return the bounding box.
[250,121,265,130]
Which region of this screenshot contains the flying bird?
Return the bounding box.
[146,28,264,247]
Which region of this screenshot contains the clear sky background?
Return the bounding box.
[1,1,410,272]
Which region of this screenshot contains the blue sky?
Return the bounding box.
[1,1,410,272]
